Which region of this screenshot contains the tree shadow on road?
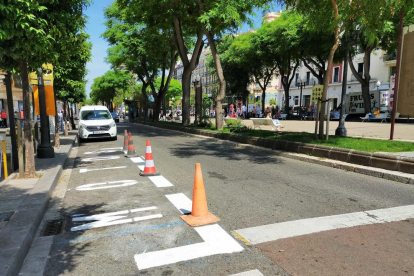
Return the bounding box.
[169,139,284,165]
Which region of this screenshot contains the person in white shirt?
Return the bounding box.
[242,104,246,119]
[256,105,261,117]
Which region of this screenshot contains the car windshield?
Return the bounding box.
[81,110,111,120]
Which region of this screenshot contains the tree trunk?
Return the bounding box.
[69,103,76,130]
[361,83,371,114]
[20,59,36,178]
[201,26,226,130]
[319,0,341,139]
[153,97,161,122]
[262,89,266,113]
[283,85,290,115]
[181,71,191,125]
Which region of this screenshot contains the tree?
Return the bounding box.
[90,70,134,110]
[0,0,89,177]
[257,10,303,114]
[347,2,413,114]
[195,0,272,129]
[103,2,178,122]
[117,0,203,126]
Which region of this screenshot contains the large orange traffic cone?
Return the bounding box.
[139,139,160,176]
[125,132,138,157]
[181,163,220,227]
[123,129,128,151]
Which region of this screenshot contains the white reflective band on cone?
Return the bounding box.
[145,159,155,167]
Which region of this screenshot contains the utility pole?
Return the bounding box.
[36,68,55,158]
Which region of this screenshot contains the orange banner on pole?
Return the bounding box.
[33,86,56,116]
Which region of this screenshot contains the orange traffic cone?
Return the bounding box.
[181,163,220,227]
[125,132,138,157]
[123,129,128,151]
[139,139,160,176]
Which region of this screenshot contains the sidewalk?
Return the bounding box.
[0,132,77,276]
[239,119,414,142]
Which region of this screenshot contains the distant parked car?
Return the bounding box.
[111,112,119,122]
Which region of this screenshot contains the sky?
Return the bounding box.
[84,1,282,98]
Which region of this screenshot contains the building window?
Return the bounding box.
[255,83,260,89]
[306,72,310,85]
[295,73,299,86]
[333,67,340,83]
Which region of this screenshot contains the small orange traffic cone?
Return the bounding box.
[181,163,220,227]
[123,129,128,151]
[125,132,138,157]
[139,139,160,176]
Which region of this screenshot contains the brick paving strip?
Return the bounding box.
[0,132,77,276]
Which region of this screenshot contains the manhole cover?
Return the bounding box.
[42,219,64,236]
[0,211,15,222]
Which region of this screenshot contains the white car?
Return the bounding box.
[78,105,117,141]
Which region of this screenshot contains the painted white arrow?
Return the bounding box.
[76,180,138,191]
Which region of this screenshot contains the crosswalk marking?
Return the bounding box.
[235,204,414,245]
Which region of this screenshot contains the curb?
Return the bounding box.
[137,122,414,184]
[0,134,77,276]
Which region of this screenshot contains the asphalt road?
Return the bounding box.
[40,122,414,276]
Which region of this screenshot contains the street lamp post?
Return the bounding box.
[296,78,306,117]
[335,35,349,137]
[36,68,54,158]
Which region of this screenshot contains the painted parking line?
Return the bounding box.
[134,224,244,270]
[76,180,138,191]
[71,206,162,231]
[234,204,414,245]
[148,175,174,188]
[228,269,264,276]
[133,193,244,270]
[101,147,122,150]
[84,149,121,155]
[79,166,127,174]
[130,157,145,164]
[165,193,192,214]
[81,156,120,162]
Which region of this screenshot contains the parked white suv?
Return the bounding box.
[78,105,117,141]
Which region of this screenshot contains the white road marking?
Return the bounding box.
[79,166,127,174]
[101,147,122,150]
[165,193,192,214]
[228,269,264,276]
[134,224,244,270]
[235,204,414,245]
[130,157,145,164]
[138,165,145,171]
[81,156,120,162]
[148,175,174,187]
[84,149,119,155]
[133,193,244,270]
[71,207,161,231]
[76,180,138,191]
[124,151,127,154]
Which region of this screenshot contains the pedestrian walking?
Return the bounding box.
[252,106,256,118]
[242,104,246,119]
[256,105,261,117]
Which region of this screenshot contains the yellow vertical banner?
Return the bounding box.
[33,86,56,116]
[311,85,324,105]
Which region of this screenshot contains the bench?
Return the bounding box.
[250,118,283,131]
